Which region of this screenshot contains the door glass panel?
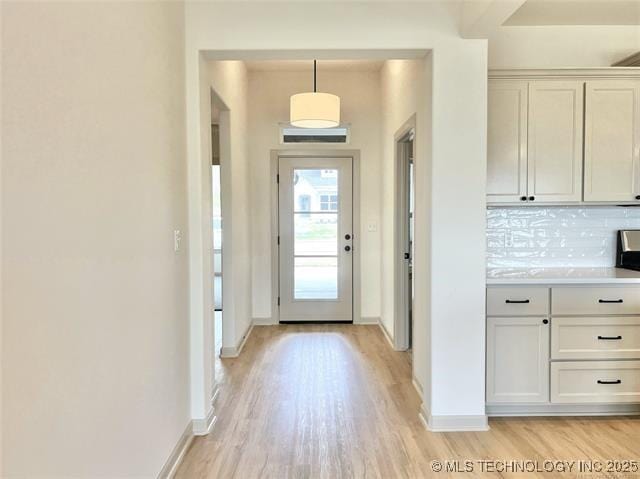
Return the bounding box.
[294,213,337,256]
[294,169,339,213]
[294,257,338,299]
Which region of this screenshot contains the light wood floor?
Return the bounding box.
[176,324,640,478]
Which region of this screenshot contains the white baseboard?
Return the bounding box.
[412,376,424,401]
[354,316,380,325]
[192,406,217,436]
[220,321,254,358]
[253,317,276,326]
[487,403,640,417]
[377,319,394,348]
[210,383,220,407]
[419,403,489,432]
[157,422,194,479]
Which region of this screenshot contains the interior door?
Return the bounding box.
[278,156,353,322]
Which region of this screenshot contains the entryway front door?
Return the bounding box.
[278,156,353,322]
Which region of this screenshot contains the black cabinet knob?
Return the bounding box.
[344,245,351,252]
[635,195,640,201]
[529,196,535,201]
[542,319,549,324]
[345,234,351,240]
[520,196,527,201]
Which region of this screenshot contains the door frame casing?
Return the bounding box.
[270,149,361,324]
[394,116,416,351]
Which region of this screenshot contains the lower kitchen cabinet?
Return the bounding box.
[486,316,550,404]
[487,284,640,415]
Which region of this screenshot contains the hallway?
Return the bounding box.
[176,325,640,478]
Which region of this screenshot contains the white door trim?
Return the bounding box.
[394,116,416,351]
[270,149,361,324]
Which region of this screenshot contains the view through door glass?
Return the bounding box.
[294,169,339,299]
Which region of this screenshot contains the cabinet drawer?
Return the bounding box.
[551,361,640,404]
[551,317,640,360]
[487,287,549,316]
[552,287,640,315]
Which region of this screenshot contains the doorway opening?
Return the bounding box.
[394,117,416,352]
[211,126,223,357]
[211,90,229,364]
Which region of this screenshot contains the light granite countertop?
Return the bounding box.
[487,267,640,285]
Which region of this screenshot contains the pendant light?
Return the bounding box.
[290,60,340,128]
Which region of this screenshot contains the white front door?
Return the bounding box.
[278,156,353,322]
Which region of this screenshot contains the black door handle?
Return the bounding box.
[505,299,530,304]
[599,299,624,303]
[598,335,623,340]
[344,245,351,252]
[597,379,622,385]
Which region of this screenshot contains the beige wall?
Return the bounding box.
[380,58,431,398]
[246,68,382,321]
[1,2,189,476]
[489,25,640,68]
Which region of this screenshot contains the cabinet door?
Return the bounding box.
[528,81,584,203]
[487,80,528,204]
[487,317,550,404]
[584,81,640,202]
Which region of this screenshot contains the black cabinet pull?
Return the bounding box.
[345,234,351,240]
[597,379,622,385]
[636,195,640,200]
[529,196,535,201]
[542,319,549,324]
[505,299,530,304]
[599,299,624,304]
[598,335,623,341]
[344,245,351,252]
[520,196,527,201]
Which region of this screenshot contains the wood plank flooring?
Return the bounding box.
[176,324,640,478]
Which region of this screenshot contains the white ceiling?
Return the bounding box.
[505,0,640,26]
[245,59,385,72]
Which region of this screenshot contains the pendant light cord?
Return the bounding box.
[313,60,317,93]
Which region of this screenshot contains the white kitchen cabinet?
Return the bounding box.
[584,80,640,203]
[527,81,584,203]
[486,316,550,404]
[487,79,584,205]
[487,81,528,203]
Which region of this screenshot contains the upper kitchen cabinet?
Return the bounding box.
[527,81,584,204]
[487,79,584,205]
[487,81,528,203]
[584,80,640,203]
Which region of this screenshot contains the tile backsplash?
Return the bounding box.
[487,207,640,268]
